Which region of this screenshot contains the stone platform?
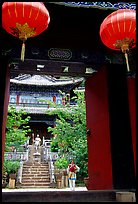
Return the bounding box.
[2,189,117,202]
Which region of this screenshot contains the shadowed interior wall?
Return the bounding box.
[127,77,136,176]
[107,64,135,189]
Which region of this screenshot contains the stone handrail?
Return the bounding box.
[17,161,24,184]
[42,141,57,185]
[48,158,56,184]
[4,151,28,161]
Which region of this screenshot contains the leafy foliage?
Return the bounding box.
[54,157,69,169]
[5,105,31,152]
[47,90,88,178]
[4,160,20,175]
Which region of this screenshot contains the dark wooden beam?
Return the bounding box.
[9,58,97,77]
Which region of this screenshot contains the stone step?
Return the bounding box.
[23,167,49,170]
[24,170,49,173]
[22,179,50,182]
[23,168,49,171]
[22,175,50,178]
[21,182,50,186]
[22,177,49,181]
[22,175,50,179]
[23,166,49,168]
[23,167,49,171]
[22,174,50,179]
[22,178,50,182]
[23,166,49,169]
[21,159,51,189]
[24,161,48,164]
[24,162,49,164]
[22,171,49,174]
[22,174,49,178]
[23,165,49,168]
[22,175,49,178]
[24,163,49,165]
[20,186,51,188]
[23,164,49,167]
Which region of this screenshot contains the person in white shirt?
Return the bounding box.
[34,134,41,151]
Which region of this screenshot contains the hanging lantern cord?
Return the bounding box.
[120,41,131,73]
[21,40,26,62]
[124,51,130,72]
[114,38,135,73]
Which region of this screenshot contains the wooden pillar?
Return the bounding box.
[62,94,65,105]
[0,56,10,167]
[85,64,135,190]
[127,77,136,176]
[16,94,20,105]
[85,66,113,190]
[53,95,56,103]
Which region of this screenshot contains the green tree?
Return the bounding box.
[47,90,88,179]
[5,105,31,151]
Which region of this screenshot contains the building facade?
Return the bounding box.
[9,74,84,144]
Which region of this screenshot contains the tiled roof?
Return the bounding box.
[10,74,84,86]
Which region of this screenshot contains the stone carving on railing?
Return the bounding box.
[4,151,28,161]
[42,139,58,185]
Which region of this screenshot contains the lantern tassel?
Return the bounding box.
[124,52,130,72]
[21,42,25,61]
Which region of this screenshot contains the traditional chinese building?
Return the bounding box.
[9,74,84,144]
[1,2,136,192]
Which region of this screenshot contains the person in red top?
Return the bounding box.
[67,160,80,191]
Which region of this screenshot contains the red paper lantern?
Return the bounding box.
[100,9,136,72]
[2,2,50,61]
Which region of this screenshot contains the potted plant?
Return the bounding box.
[54,157,68,174]
[54,157,69,188]
[2,169,8,188]
[84,177,89,189]
[4,160,20,179]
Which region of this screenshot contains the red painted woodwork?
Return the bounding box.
[62,97,65,105]
[100,9,136,51]
[2,2,50,39]
[127,78,136,176]
[85,66,113,190]
[16,95,19,105]
[2,64,10,167]
[53,95,56,103]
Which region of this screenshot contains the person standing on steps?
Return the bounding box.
[34,134,41,152]
[67,160,80,191]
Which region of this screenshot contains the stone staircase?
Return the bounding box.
[20,144,51,188]
[21,162,50,188]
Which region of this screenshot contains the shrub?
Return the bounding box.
[4,160,20,175]
[54,157,68,169]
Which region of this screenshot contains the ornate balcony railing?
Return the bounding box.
[9,102,78,114]
[10,102,50,108]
